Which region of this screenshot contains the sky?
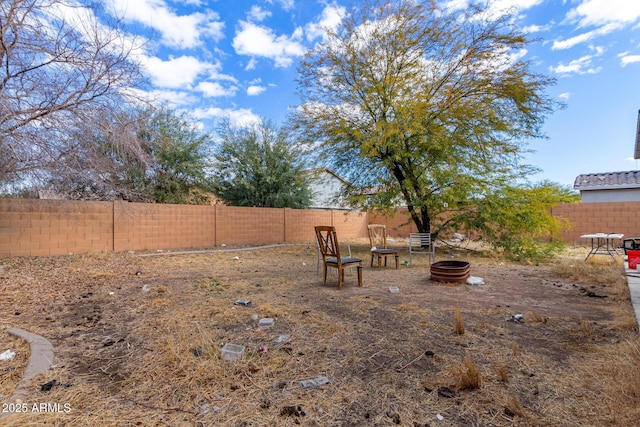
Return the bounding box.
[99,0,640,189]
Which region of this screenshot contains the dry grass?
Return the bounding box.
[453,359,482,390]
[453,308,465,335]
[0,244,639,426]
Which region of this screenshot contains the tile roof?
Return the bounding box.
[574,170,640,190]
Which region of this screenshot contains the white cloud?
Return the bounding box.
[549,55,602,75]
[484,0,544,15]
[107,0,224,49]
[265,0,295,11]
[305,3,346,41]
[192,107,261,126]
[441,0,543,15]
[566,0,640,28]
[232,21,305,67]
[247,85,267,96]
[141,55,220,88]
[245,58,258,71]
[558,92,571,101]
[247,5,271,22]
[124,87,198,106]
[551,23,621,50]
[620,54,640,66]
[196,81,238,97]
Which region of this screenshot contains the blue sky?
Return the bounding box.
[102,0,640,188]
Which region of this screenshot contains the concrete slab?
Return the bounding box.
[2,328,54,409]
[624,263,640,332]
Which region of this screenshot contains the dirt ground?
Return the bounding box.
[1,241,639,426]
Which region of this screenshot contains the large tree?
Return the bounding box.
[48,106,216,204]
[212,119,312,209]
[292,0,560,237]
[0,0,142,186]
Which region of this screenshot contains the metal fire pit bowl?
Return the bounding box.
[430,260,471,283]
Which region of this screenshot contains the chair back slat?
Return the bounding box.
[410,233,431,248]
[315,226,341,261]
[367,224,387,248]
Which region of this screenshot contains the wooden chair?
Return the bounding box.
[409,232,435,266]
[314,226,363,288]
[367,224,399,269]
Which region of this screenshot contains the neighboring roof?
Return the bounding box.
[636,109,640,160]
[304,167,351,186]
[574,170,640,191]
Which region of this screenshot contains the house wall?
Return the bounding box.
[308,171,348,210]
[580,188,640,203]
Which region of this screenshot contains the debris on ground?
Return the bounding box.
[234,299,252,306]
[0,349,16,360]
[258,318,274,328]
[273,334,290,344]
[41,379,57,391]
[280,405,306,417]
[299,376,330,390]
[437,386,456,398]
[506,314,525,323]
[466,276,485,285]
[221,343,245,361]
[389,286,400,293]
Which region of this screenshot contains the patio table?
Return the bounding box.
[580,233,624,261]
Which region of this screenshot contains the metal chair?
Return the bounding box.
[409,232,435,266]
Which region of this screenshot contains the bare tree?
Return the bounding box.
[0,0,144,186]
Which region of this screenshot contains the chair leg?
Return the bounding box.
[357,266,362,287]
[370,254,374,267]
[323,265,328,285]
[395,254,399,269]
[378,256,382,269]
[338,268,343,288]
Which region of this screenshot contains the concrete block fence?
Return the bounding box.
[2,198,640,257]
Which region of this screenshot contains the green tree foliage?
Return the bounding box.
[292,0,562,248]
[141,108,215,204]
[212,119,312,208]
[455,181,580,261]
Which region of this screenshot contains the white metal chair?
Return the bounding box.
[409,233,435,266]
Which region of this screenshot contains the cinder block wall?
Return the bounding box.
[0,198,113,257]
[4,198,640,257]
[552,202,640,244]
[114,202,216,252]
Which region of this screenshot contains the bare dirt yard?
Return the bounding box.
[1,241,639,426]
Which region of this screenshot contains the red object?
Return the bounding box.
[628,250,640,269]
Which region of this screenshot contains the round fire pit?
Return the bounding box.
[430,260,470,283]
